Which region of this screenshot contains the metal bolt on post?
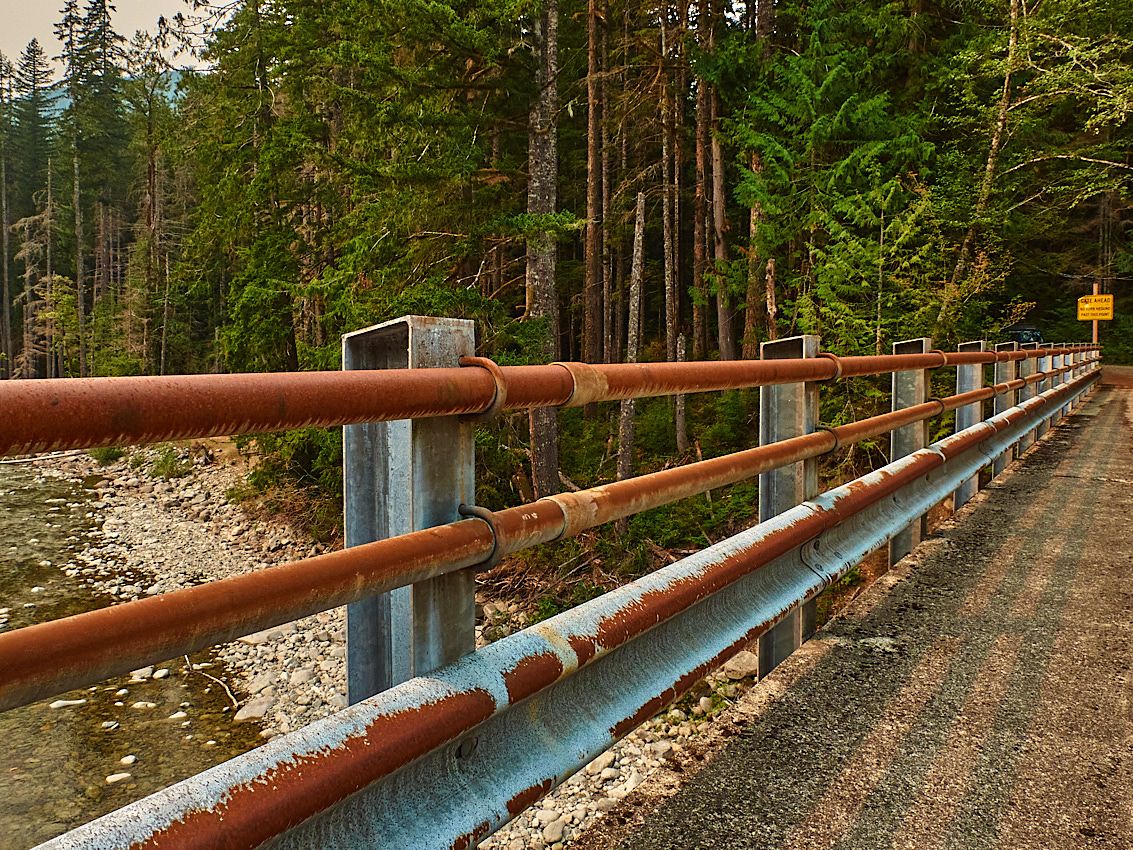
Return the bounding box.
[888,338,932,567]
[953,340,986,511]
[342,316,477,704]
[757,335,820,679]
[993,341,1018,478]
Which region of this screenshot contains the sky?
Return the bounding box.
[0,0,188,69]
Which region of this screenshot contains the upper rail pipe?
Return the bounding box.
[0,347,1096,456]
[0,356,1096,712]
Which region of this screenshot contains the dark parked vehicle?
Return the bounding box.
[1002,322,1044,345]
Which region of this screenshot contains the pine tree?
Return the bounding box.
[11,40,55,377]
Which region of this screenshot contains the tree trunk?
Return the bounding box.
[160,254,171,376]
[616,192,646,532]
[527,0,561,500]
[710,87,735,360]
[74,129,86,377]
[765,257,778,340]
[584,0,603,374]
[45,162,53,378]
[693,10,710,360]
[676,334,689,452]
[742,154,764,360]
[1,150,10,379]
[661,9,678,365]
[939,0,1020,333]
[601,0,614,364]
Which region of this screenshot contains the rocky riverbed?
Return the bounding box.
[19,445,765,849]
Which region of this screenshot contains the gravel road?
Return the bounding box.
[571,386,1132,850]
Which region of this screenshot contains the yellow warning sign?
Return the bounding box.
[1078,294,1114,321]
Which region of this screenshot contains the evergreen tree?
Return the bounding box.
[10,40,55,377]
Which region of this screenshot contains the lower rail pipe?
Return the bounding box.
[37,367,1098,850]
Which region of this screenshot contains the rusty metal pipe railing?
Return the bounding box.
[38,366,1100,850]
[0,356,1096,712]
[0,347,1098,456]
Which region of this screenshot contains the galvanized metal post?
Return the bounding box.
[758,334,820,678]
[1036,348,1052,439]
[1051,347,1064,425]
[1018,343,1038,453]
[993,342,1017,478]
[953,340,985,511]
[342,317,477,704]
[888,338,932,567]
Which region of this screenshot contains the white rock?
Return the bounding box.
[542,819,566,844]
[723,650,760,680]
[623,769,644,793]
[586,751,616,775]
[235,696,275,722]
[131,701,156,710]
[169,711,188,720]
[698,696,714,715]
[120,755,137,766]
[49,699,87,709]
[130,666,154,680]
[596,797,619,812]
[535,809,559,825]
[106,773,132,784]
[599,767,620,781]
[101,721,119,730]
[153,668,170,680]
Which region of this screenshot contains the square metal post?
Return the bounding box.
[992,342,1017,478]
[1036,348,1052,439]
[1051,348,1064,425]
[1018,343,1038,452]
[888,337,932,566]
[953,340,986,511]
[343,316,477,704]
[758,335,820,678]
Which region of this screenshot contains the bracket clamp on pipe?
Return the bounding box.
[458,504,505,570]
[459,357,508,423]
[928,349,950,368]
[926,397,948,416]
[816,353,843,382]
[552,362,610,407]
[815,425,841,455]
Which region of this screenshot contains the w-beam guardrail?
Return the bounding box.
[0,316,1100,850]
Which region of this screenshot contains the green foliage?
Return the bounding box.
[87,446,124,465]
[150,446,191,479]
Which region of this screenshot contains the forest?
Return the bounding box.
[1,0,1131,577]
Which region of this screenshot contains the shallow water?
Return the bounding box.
[0,463,263,849]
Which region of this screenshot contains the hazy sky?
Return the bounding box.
[1,0,188,69]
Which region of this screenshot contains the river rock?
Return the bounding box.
[49,699,87,709]
[723,650,759,680]
[586,751,615,775]
[542,819,567,843]
[105,773,132,784]
[235,696,275,721]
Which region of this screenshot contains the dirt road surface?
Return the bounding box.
[575,384,1132,850]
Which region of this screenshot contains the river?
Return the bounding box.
[0,461,263,849]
